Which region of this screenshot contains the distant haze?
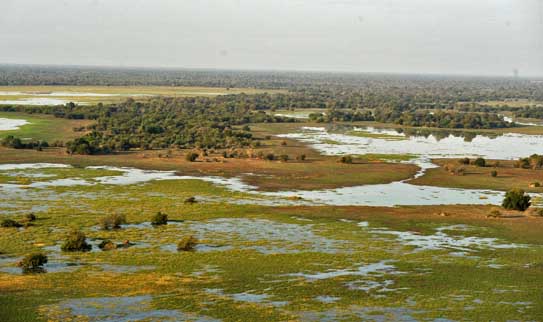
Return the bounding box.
[1,0,542,77]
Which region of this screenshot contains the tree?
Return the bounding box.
[502,189,531,211]
[474,157,486,167]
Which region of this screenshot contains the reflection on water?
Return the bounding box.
[280,126,543,159]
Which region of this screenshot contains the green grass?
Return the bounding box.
[0,86,286,105]
[0,166,542,321]
[0,112,90,142]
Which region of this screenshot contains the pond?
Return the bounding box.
[0,118,29,131]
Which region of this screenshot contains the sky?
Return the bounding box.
[1,0,542,77]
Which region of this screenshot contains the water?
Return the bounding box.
[278,126,543,160]
[0,118,29,130]
[0,162,537,207]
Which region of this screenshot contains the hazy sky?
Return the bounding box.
[1,0,542,76]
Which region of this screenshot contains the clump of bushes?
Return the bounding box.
[177,236,198,251]
[444,163,465,176]
[338,155,353,164]
[502,189,531,211]
[151,212,168,226]
[185,152,199,162]
[61,229,92,252]
[490,170,498,177]
[17,253,48,273]
[1,219,22,228]
[473,157,486,167]
[98,213,127,230]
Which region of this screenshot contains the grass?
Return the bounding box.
[0,86,286,105]
[410,159,543,193]
[0,170,542,321]
[1,120,543,320]
[0,112,91,142]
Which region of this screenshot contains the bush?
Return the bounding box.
[98,239,117,251]
[1,219,22,228]
[17,253,48,273]
[296,154,306,161]
[279,154,289,162]
[527,207,543,217]
[338,155,353,164]
[502,189,531,211]
[459,157,470,165]
[473,157,486,167]
[151,212,168,226]
[61,229,92,252]
[185,152,199,162]
[177,236,198,251]
[184,196,197,204]
[98,214,127,230]
[490,170,498,177]
[264,153,275,161]
[444,163,466,176]
[280,140,287,146]
[487,208,503,218]
[24,213,36,222]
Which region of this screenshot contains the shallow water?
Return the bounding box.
[43,295,219,322]
[279,126,543,160]
[0,163,536,207]
[0,118,29,131]
[362,223,525,253]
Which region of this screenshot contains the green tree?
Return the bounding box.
[502,189,531,211]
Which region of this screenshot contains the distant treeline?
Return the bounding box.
[1,65,542,102]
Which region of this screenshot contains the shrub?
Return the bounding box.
[459,157,470,165]
[502,189,531,211]
[473,157,486,167]
[529,182,541,188]
[151,212,168,226]
[24,213,36,222]
[98,213,127,230]
[185,152,199,162]
[296,154,306,161]
[444,163,466,176]
[184,196,197,204]
[527,207,543,217]
[17,253,48,273]
[280,140,287,146]
[338,155,353,164]
[487,208,503,218]
[279,154,289,162]
[490,170,498,177]
[61,229,92,252]
[264,153,275,161]
[1,219,22,228]
[98,239,117,251]
[177,236,198,251]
